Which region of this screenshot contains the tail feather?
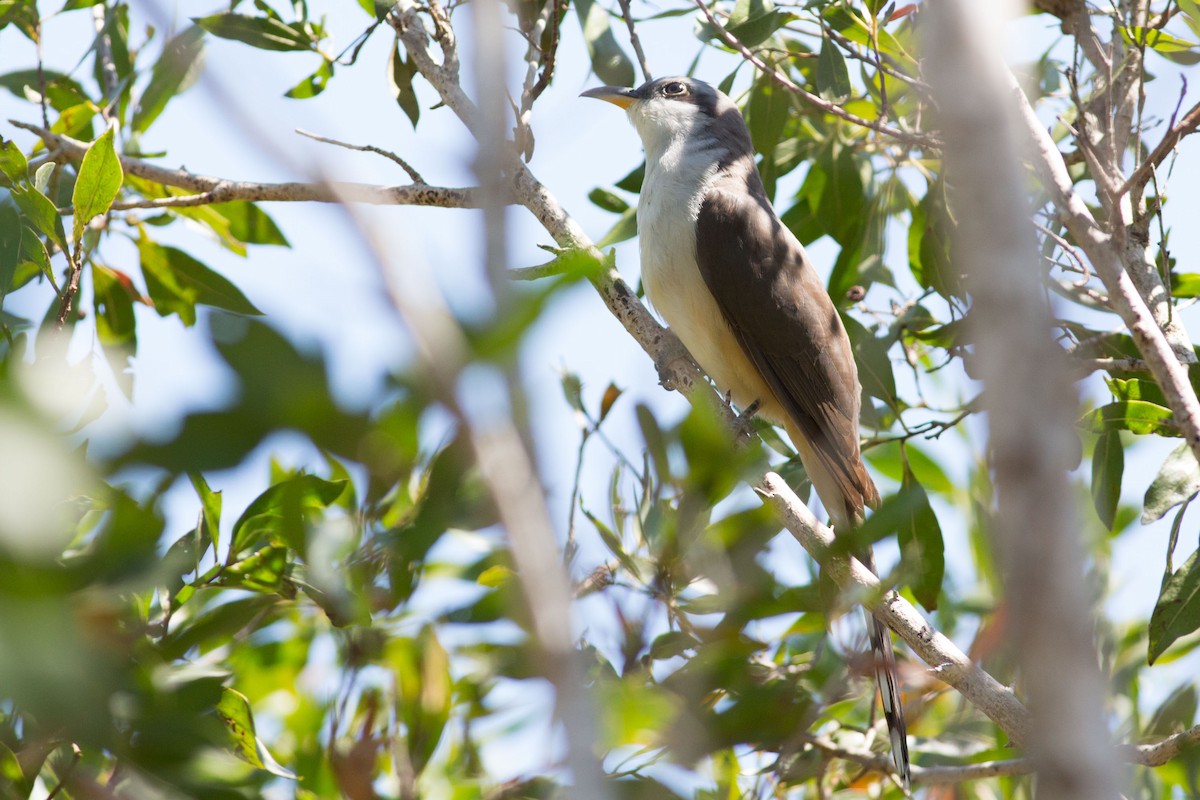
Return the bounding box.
[867,610,911,791]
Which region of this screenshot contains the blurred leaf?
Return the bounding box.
[908,180,962,301]
[190,472,223,550]
[585,507,641,579]
[231,473,348,557]
[92,264,138,395]
[897,453,944,610]
[387,628,452,775]
[726,0,783,47]
[1144,442,1200,524]
[816,34,851,102]
[0,200,18,293]
[615,162,644,193]
[389,43,420,127]
[843,315,897,407]
[1179,0,1200,39]
[194,13,313,52]
[588,187,629,213]
[139,237,262,324]
[1145,682,1197,737]
[286,57,333,98]
[597,208,637,248]
[10,185,65,250]
[1082,401,1176,437]
[1120,26,1197,52]
[650,630,698,660]
[217,687,266,769]
[71,125,122,247]
[1091,430,1124,531]
[210,201,290,246]
[160,594,280,659]
[133,26,206,132]
[1149,549,1200,664]
[600,381,622,422]
[574,0,635,86]
[0,138,27,182]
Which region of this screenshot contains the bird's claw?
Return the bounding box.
[732,398,762,444]
[653,330,695,392]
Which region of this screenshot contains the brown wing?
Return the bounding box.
[695,167,877,513]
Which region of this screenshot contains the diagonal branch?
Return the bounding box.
[389,0,1034,757]
[1010,77,1200,467]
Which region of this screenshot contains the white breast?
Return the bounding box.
[637,138,784,421]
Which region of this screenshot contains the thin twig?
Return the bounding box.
[616,0,652,82]
[1118,99,1200,200]
[695,0,939,148]
[295,128,425,184]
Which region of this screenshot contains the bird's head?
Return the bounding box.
[581,77,749,160]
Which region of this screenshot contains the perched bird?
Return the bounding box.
[583,76,909,788]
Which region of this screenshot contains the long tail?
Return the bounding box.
[866,609,910,791]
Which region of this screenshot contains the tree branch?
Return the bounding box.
[1011,77,1200,467]
[388,0,1037,759]
[757,472,1033,745]
[11,121,484,210]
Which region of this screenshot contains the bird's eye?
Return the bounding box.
[662,81,688,97]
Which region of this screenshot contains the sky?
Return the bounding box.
[3,0,1200,788]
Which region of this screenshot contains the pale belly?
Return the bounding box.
[638,203,786,426]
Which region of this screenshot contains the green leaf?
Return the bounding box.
[10,185,66,250]
[725,0,783,48]
[585,507,641,579]
[1090,430,1123,530]
[72,125,123,247]
[133,26,206,132]
[897,453,944,610]
[387,628,452,775]
[0,200,19,293]
[816,34,851,102]
[0,138,27,183]
[908,180,962,300]
[194,13,312,52]
[1143,442,1200,524]
[1082,401,1176,437]
[596,208,637,248]
[574,0,635,87]
[388,43,421,128]
[231,473,348,556]
[357,0,392,20]
[209,201,289,246]
[92,263,137,347]
[285,57,333,99]
[1145,682,1198,737]
[139,237,262,324]
[588,187,629,214]
[1120,26,1197,52]
[190,472,223,551]
[649,630,698,660]
[1149,548,1200,664]
[1179,0,1200,40]
[843,316,897,407]
[217,687,266,769]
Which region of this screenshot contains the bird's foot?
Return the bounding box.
[653,330,696,392]
[731,397,762,445]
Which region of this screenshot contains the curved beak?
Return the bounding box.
[580,85,640,109]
